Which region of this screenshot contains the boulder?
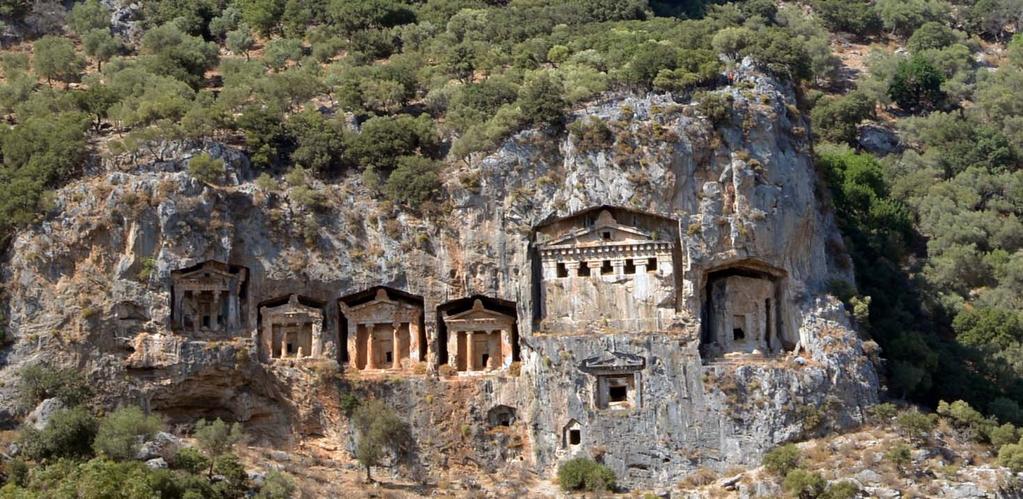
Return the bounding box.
[136,432,182,461]
[145,457,168,469]
[25,398,64,431]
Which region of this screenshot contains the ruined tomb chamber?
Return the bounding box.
[0,63,879,490]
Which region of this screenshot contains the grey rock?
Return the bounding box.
[25,398,64,431]
[854,468,882,484]
[145,457,168,469]
[136,432,181,461]
[858,124,902,156]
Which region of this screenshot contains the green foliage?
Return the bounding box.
[236,0,286,36]
[811,0,881,38]
[999,439,1023,471]
[351,399,410,481]
[810,92,874,145]
[384,155,441,207]
[889,55,945,112]
[288,109,348,173]
[226,25,256,59]
[82,30,123,71]
[255,470,296,499]
[869,402,899,422]
[19,406,99,462]
[68,0,112,36]
[782,469,826,498]
[556,457,616,492]
[187,152,226,184]
[328,0,416,36]
[140,23,220,88]
[92,406,164,461]
[349,114,439,173]
[894,409,936,442]
[763,443,800,477]
[695,91,733,128]
[886,443,912,471]
[340,394,360,417]
[172,447,210,475]
[908,22,960,52]
[193,418,244,463]
[518,72,567,128]
[568,116,614,152]
[822,481,861,499]
[953,308,1023,350]
[16,364,93,410]
[32,36,85,86]
[875,0,950,38]
[990,423,1018,447]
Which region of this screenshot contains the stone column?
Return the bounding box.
[542,259,558,280]
[174,288,185,330]
[280,335,288,359]
[466,331,475,371]
[612,259,625,277]
[227,291,239,330]
[409,320,421,363]
[565,261,581,277]
[211,293,221,331]
[366,327,377,369]
[635,259,648,273]
[392,322,401,369]
[500,327,511,368]
[261,309,272,360]
[347,323,359,370]
[311,320,322,358]
[588,260,602,276]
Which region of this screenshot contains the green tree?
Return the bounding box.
[16,363,92,411]
[236,0,285,36]
[810,92,875,145]
[255,470,296,499]
[763,443,800,476]
[812,0,882,38]
[351,399,410,482]
[782,469,827,498]
[875,0,950,37]
[140,23,219,88]
[32,36,85,87]
[328,0,416,36]
[188,152,227,184]
[226,24,256,60]
[67,0,111,36]
[193,418,244,478]
[348,114,439,172]
[19,406,99,462]
[888,55,944,112]
[384,155,441,206]
[288,109,348,173]
[82,29,122,71]
[92,406,164,461]
[518,72,567,128]
[953,307,1023,350]
[908,22,959,52]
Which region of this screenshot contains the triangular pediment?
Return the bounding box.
[578,351,646,373]
[542,210,657,248]
[444,299,515,323]
[173,261,239,281]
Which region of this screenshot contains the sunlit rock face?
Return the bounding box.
[0,62,877,489]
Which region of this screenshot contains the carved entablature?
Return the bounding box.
[170,261,247,336]
[578,351,646,374]
[443,299,517,372]
[538,209,675,279]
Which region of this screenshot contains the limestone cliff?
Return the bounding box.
[0,63,878,490]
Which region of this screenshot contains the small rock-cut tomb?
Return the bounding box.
[259,295,324,360]
[340,288,424,370]
[443,299,517,372]
[171,261,247,335]
[701,265,791,358]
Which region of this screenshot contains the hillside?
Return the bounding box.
[2,0,1023,497]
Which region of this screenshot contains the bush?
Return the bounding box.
[384,156,441,207]
[810,92,874,145]
[93,406,164,461]
[32,36,85,86]
[888,55,944,112]
[17,364,93,410]
[518,72,567,128]
[885,443,912,471]
[172,447,209,474]
[869,402,898,422]
[351,399,411,481]
[187,152,226,184]
[895,409,936,442]
[20,406,99,462]
[990,423,1018,447]
[999,441,1023,472]
[340,394,360,417]
[908,22,959,52]
[823,480,861,499]
[557,457,616,492]
[694,91,733,128]
[255,470,296,499]
[568,116,614,152]
[782,469,826,498]
[763,443,800,476]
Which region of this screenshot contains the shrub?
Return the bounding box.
[518,72,567,128]
[822,480,861,499]
[93,406,164,461]
[869,402,898,422]
[763,443,800,476]
[999,441,1023,472]
[32,36,85,86]
[17,364,92,410]
[895,409,935,442]
[557,457,616,492]
[907,22,959,52]
[20,406,99,462]
[989,423,1018,448]
[256,470,296,499]
[694,91,733,127]
[187,152,226,184]
[194,418,244,477]
[810,92,874,145]
[384,155,441,207]
[340,394,360,417]
[888,55,944,112]
[885,443,912,472]
[568,116,614,152]
[782,469,826,498]
[172,447,209,474]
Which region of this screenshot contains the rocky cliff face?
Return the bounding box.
[0,64,878,490]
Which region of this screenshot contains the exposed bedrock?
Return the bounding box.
[0,63,878,489]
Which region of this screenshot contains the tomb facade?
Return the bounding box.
[579,351,645,410]
[535,207,679,334]
[700,265,792,359]
[442,299,517,373]
[259,295,324,361]
[339,288,424,371]
[170,261,247,336]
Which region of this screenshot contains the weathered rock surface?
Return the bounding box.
[0,64,879,489]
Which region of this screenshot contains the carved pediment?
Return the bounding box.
[443,299,515,324]
[340,288,422,323]
[543,210,656,248]
[578,351,646,373]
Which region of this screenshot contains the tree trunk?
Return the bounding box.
[365,464,372,482]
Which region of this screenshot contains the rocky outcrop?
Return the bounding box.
[0,63,878,489]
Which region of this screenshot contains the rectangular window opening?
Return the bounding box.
[569,429,581,445]
[481,353,490,368]
[647,257,658,272]
[600,260,613,275]
[609,385,628,402]
[601,231,611,241]
[385,351,393,363]
[624,259,636,275]
[556,262,568,278]
[578,262,591,277]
